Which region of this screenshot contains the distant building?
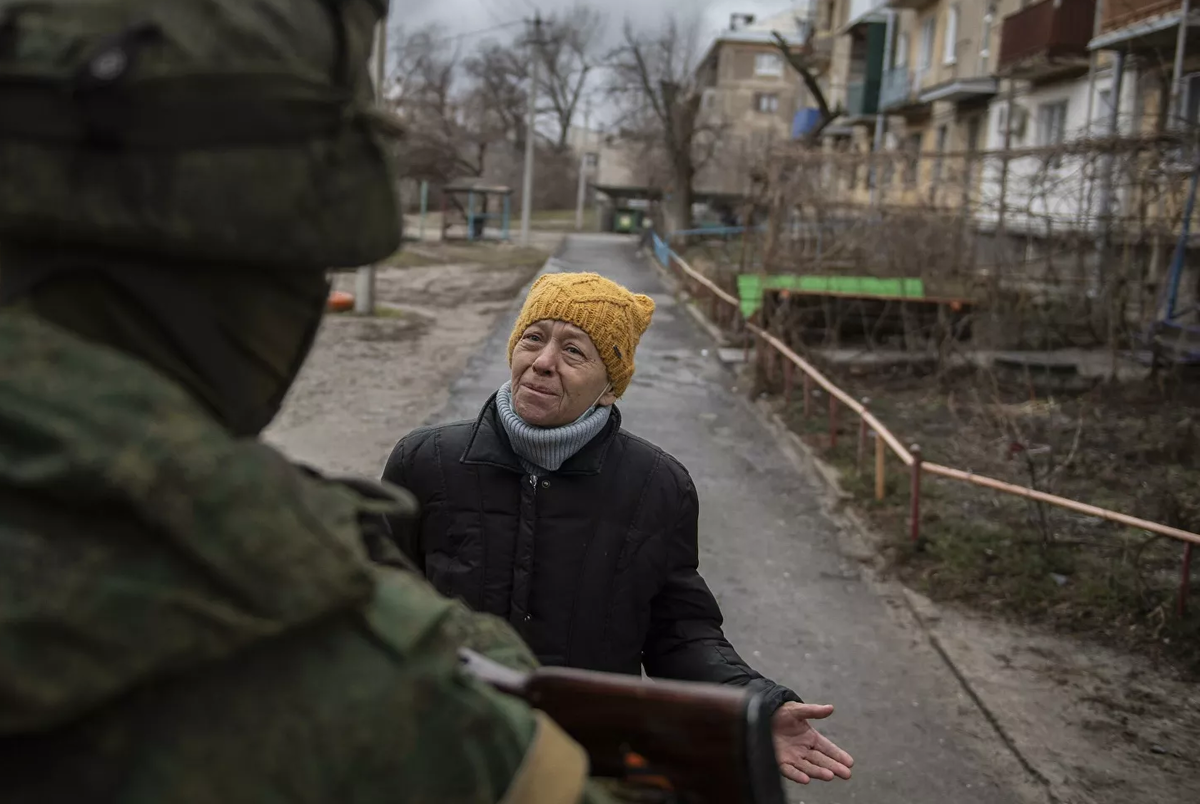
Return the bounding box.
[694,5,818,196]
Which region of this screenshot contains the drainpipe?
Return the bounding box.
[870,8,897,208]
[1170,0,1193,127]
[1096,50,1125,294]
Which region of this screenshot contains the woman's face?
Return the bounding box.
[511,319,616,427]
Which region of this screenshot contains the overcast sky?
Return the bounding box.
[389,0,804,52]
[387,1,804,127]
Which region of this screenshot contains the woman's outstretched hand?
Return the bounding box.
[771,702,855,785]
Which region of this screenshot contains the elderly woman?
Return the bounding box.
[383,272,853,786]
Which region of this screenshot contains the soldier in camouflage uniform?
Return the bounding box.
[0,1,620,802]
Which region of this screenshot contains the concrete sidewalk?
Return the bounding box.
[429,234,1041,804]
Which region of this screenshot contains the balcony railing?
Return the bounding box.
[879,67,914,110]
[1100,0,1181,34]
[998,0,1096,75]
[846,79,880,117]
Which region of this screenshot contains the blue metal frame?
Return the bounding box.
[667,225,767,240]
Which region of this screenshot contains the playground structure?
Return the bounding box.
[441,181,512,242]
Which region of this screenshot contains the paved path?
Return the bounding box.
[432,234,1039,804]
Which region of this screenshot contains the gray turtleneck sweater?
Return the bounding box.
[495,381,612,476]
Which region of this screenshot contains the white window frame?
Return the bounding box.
[979,8,994,74]
[894,31,909,68]
[754,52,783,77]
[943,5,959,66]
[755,92,780,114]
[1094,87,1113,133]
[1037,100,1068,147]
[919,18,935,73]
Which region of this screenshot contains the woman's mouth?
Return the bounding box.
[521,384,556,398]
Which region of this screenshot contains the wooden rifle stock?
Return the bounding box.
[459,649,785,804]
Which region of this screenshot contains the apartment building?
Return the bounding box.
[695,7,814,195]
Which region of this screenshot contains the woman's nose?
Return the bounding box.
[531,345,557,373]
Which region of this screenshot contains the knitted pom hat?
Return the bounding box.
[507,272,656,398]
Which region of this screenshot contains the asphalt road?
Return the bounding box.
[431,234,1038,804]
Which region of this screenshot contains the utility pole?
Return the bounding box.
[575,101,592,231]
[356,17,387,315]
[869,9,896,208]
[520,12,543,246]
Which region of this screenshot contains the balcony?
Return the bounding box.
[999,0,1095,78]
[1093,0,1200,51]
[1100,0,1183,34]
[846,79,880,118]
[880,67,930,113]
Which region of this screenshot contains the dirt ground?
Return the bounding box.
[263,244,554,476]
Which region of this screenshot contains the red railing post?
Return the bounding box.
[828,393,838,450]
[754,333,764,383]
[910,444,923,543]
[875,431,886,500]
[857,397,870,472]
[1181,542,1193,618]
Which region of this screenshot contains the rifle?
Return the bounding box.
[459,649,786,804]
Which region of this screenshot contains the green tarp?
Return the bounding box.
[737,274,926,319]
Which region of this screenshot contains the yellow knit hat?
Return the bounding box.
[507,272,655,398]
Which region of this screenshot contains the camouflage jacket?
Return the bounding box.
[0,310,615,804]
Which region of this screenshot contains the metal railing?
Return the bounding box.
[649,232,1197,616]
[879,67,914,110]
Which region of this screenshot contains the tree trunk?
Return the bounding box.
[668,163,694,233]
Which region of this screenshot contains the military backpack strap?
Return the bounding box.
[499,712,590,804]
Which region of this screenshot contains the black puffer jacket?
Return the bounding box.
[382,395,801,714]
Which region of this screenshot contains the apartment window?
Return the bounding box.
[919,18,935,73]
[966,116,982,153]
[932,125,948,196]
[1037,100,1068,146]
[943,5,959,66]
[904,132,922,187]
[1094,88,1113,134]
[755,53,783,77]
[1038,100,1068,167]
[1183,73,1200,128]
[979,6,994,74]
[754,92,780,114]
[894,31,909,69]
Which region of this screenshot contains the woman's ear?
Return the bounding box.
[598,386,618,408]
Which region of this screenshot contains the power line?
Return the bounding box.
[428,19,523,47]
[473,0,508,27]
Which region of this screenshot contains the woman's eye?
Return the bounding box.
[566,346,583,356]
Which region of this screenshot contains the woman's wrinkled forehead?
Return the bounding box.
[526,319,593,344]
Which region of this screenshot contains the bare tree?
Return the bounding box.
[607,15,718,231]
[385,25,499,182]
[537,4,606,152]
[463,40,528,150]
[771,29,841,147]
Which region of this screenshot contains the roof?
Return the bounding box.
[697,6,812,68]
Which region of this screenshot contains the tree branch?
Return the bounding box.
[771,31,842,147]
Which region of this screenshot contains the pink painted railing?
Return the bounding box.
[653,245,1197,616]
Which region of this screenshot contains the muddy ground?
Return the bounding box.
[264,243,554,476]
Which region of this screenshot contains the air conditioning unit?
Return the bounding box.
[995,103,1028,138]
